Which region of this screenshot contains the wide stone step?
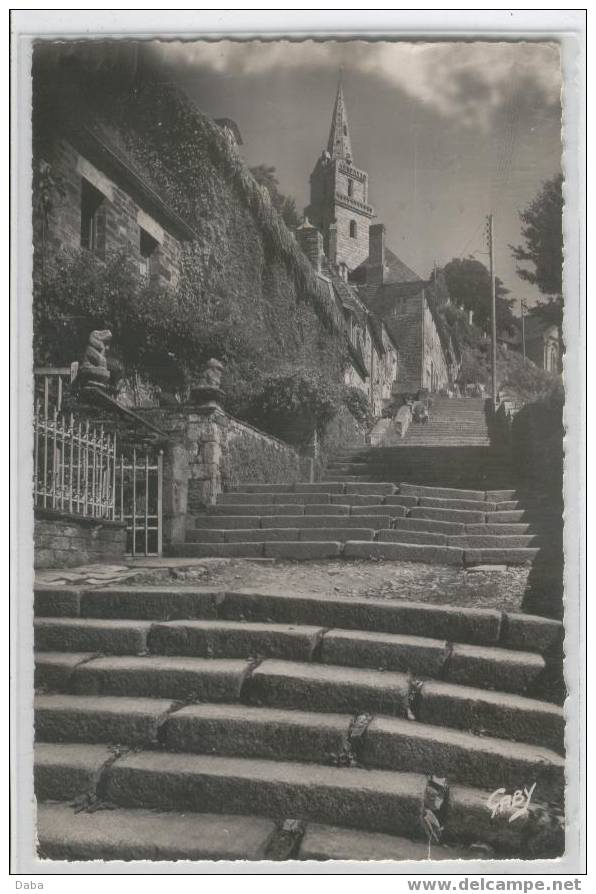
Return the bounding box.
[377,530,539,549]
[226,483,346,494]
[416,681,564,752]
[399,484,487,501]
[192,513,393,530]
[298,823,473,861]
[163,703,563,801]
[486,510,528,523]
[344,541,465,565]
[35,694,175,746]
[449,534,540,548]
[148,619,325,661]
[98,750,430,839]
[217,591,504,646]
[35,620,549,698]
[409,507,487,524]
[187,527,376,544]
[392,516,467,535]
[218,493,334,506]
[33,697,563,801]
[211,504,331,516]
[36,802,277,861]
[34,618,152,654]
[35,586,563,653]
[64,655,252,701]
[464,548,540,566]
[245,660,411,717]
[167,542,267,559]
[34,742,114,801]
[172,541,347,560]
[35,746,559,854]
[360,714,563,802]
[465,522,532,535]
[320,629,545,694]
[419,496,497,512]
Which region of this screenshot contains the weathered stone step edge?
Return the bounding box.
[34,586,564,654]
[171,540,540,566]
[217,493,521,513]
[34,654,563,750]
[36,802,278,862]
[33,619,549,696]
[169,540,539,566]
[34,746,561,856]
[185,528,541,548]
[33,696,564,800]
[36,803,476,862]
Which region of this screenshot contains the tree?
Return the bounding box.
[510,174,563,337]
[511,174,563,297]
[442,258,515,334]
[250,164,303,230]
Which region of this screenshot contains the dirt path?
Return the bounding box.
[38,558,530,613]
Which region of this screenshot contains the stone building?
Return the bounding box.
[302,81,457,399]
[296,219,399,417]
[32,44,347,417]
[522,316,561,373]
[305,82,375,270]
[351,224,459,395]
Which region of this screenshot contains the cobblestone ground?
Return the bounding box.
[37,558,532,613]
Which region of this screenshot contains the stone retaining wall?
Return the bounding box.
[138,405,309,544]
[222,415,309,490]
[35,510,127,569]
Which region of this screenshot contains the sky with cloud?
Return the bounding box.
[152,39,562,308]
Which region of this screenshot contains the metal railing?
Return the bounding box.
[34,402,117,519]
[33,401,163,555]
[117,448,163,557]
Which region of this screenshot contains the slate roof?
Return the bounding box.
[350,248,422,286]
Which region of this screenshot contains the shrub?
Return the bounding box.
[247,370,342,446]
[343,386,371,425]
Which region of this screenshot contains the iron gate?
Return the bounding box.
[33,401,163,557]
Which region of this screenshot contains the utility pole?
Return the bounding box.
[486,214,497,406]
[520,298,527,363]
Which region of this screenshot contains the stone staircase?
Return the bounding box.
[398,397,491,448]
[167,480,550,567]
[34,582,565,861]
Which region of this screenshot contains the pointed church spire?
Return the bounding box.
[326,77,353,163]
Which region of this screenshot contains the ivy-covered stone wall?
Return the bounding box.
[32,44,348,420]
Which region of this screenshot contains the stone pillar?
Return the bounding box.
[142,359,229,544]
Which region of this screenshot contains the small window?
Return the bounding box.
[343,124,348,136]
[347,179,354,197]
[139,227,159,279]
[80,178,105,254]
[349,220,357,238]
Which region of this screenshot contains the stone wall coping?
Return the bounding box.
[137,405,303,455]
[35,508,127,529]
[224,412,303,453]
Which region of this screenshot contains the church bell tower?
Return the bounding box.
[305,79,375,271]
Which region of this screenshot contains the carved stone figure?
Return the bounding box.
[191,358,225,408]
[78,329,112,389]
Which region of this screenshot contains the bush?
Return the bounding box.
[457,344,561,404]
[343,386,371,425]
[247,370,341,446]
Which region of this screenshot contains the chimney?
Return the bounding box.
[297,218,324,273]
[367,223,386,285]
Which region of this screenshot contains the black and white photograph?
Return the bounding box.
[10,10,586,878]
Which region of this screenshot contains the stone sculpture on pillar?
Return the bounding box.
[78,329,112,391]
[191,358,225,410]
